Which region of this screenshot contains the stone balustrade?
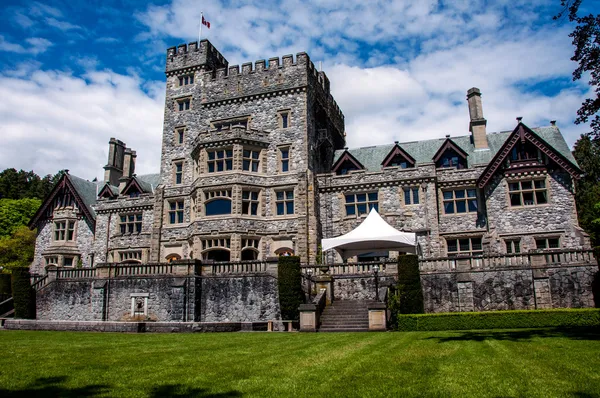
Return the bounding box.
[301,260,398,277]
[38,259,279,282]
[419,249,597,273]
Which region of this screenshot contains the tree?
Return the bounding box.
[0,198,41,238]
[0,226,37,269]
[555,1,600,140]
[573,135,600,248]
[0,168,59,200]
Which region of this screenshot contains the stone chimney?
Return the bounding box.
[119,148,137,191]
[103,138,126,187]
[467,87,488,149]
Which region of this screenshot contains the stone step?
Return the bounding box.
[319,327,370,332]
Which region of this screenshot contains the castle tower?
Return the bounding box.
[152,39,345,263]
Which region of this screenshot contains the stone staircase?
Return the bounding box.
[318,300,376,332]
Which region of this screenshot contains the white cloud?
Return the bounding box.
[0,67,164,179]
[45,17,83,31]
[0,35,52,55]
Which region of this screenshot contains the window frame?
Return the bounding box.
[507,178,549,208]
[446,237,483,257]
[278,109,291,129]
[403,186,420,206]
[119,213,143,235]
[175,127,185,145]
[206,147,234,173]
[176,97,191,112]
[275,189,295,216]
[442,188,478,215]
[178,74,194,86]
[242,190,260,216]
[168,200,185,225]
[505,239,521,254]
[53,220,76,242]
[242,148,261,173]
[345,192,379,217]
[204,190,233,216]
[535,237,560,250]
[279,146,290,173]
[174,161,184,185]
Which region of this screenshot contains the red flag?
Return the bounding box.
[202,16,210,29]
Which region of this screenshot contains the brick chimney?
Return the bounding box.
[119,148,137,191]
[467,87,488,149]
[103,138,126,187]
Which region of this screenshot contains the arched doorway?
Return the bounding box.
[241,249,258,261]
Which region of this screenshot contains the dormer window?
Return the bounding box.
[381,144,415,169]
[433,139,468,169]
[332,150,365,175]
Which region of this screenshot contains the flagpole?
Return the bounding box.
[199,11,203,42]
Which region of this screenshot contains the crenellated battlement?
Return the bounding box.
[165,39,228,75]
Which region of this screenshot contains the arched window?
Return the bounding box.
[204,190,232,216]
[166,254,181,263]
[203,249,230,262]
[241,249,258,261]
[275,247,294,256]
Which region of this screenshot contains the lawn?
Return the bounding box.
[0,328,599,397]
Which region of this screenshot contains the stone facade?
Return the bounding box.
[28,39,597,321]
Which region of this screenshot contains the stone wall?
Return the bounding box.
[421,265,597,313]
[35,274,281,323]
[199,275,280,322]
[332,275,395,301]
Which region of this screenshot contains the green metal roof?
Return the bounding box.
[334,125,577,172]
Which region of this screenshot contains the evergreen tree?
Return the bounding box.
[555,1,600,140]
[573,135,600,248]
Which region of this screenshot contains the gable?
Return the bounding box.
[381,144,415,168]
[478,123,582,188]
[433,138,468,168]
[98,183,118,199]
[331,150,365,175]
[29,173,96,229]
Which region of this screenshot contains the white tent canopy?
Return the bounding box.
[321,208,417,259]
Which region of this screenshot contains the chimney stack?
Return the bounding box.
[103,138,126,187]
[119,148,137,191]
[466,87,488,149]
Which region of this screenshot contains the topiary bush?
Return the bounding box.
[396,255,424,314]
[396,308,600,331]
[277,256,304,321]
[11,267,35,319]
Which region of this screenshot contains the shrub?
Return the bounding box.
[11,267,35,319]
[277,256,304,321]
[396,309,600,331]
[396,255,424,314]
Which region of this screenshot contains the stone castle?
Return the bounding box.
[25,40,598,327]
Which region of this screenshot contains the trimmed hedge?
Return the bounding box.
[277,256,304,321]
[11,267,35,319]
[396,255,424,314]
[396,308,600,331]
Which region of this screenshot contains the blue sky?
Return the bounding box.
[0,0,596,179]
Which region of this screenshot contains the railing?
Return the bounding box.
[302,260,396,276]
[113,263,174,277]
[0,297,14,317]
[32,275,49,290]
[419,249,597,272]
[202,261,270,275]
[57,268,97,279]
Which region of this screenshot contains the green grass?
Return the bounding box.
[0,329,599,397]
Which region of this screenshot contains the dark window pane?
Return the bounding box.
[413,188,419,204]
[523,192,534,205]
[282,160,289,172]
[356,193,366,202]
[357,204,367,214]
[205,199,231,216]
[345,194,355,203]
[404,189,411,205]
[120,225,126,234]
[509,182,519,191]
[208,152,215,160]
[467,189,476,198]
[371,203,379,212]
[456,200,466,213]
[549,238,559,249]
[443,191,453,200]
[276,203,284,215]
[535,180,545,189]
[251,203,258,215]
[459,239,470,251]
[286,202,294,214]
[536,239,547,249]
[346,205,355,216]
[535,191,547,204]
[468,199,478,212]
[444,202,454,214]
[368,192,378,201]
[243,160,250,170]
[276,192,284,200]
[170,213,176,224]
[510,194,521,206]
[471,238,482,251]
[447,239,457,253]
[455,190,465,199]
[521,181,533,190]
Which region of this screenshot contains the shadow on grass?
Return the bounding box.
[0,377,243,398]
[0,376,108,397]
[149,384,242,397]
[426,327,600,343]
